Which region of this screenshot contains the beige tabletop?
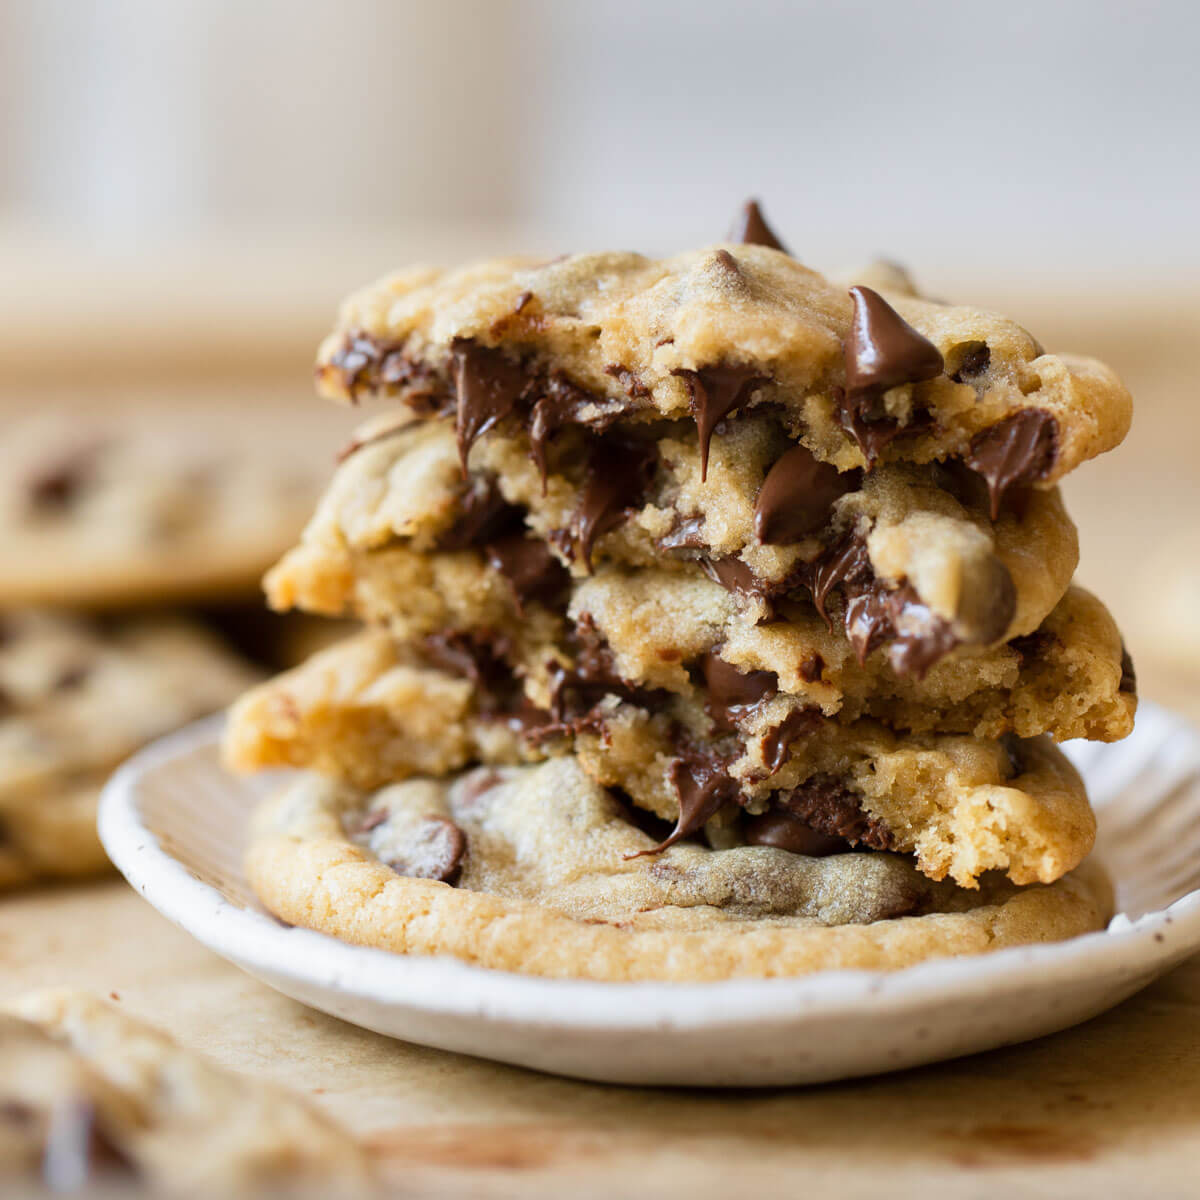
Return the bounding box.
[2,260,1199,1197]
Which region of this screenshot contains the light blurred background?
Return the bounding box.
[0,0,1197,695]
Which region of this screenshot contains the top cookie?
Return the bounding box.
[315,238,1131,511]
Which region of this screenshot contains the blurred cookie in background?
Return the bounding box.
[0,610,261,889]
[0,404,338,609]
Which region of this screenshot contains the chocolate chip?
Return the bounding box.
[383,815,466,885]
[435,476,524,551]
[1009,628,1057,665]
[603,363,650,399]
[485,535,569,613]
[327,331,448,409]
[837,287,944,466]
[556,437,657,571]
[658,514,706,551]
[799,653,824,683]
[354,809,388,835]
[759,708,823,774]
[672,364,768,479]
[753,444,862,545]
[53,663,90,691]
[1119,644,1137,695]
[950,341,991,381]
[700,652,777,731]
[743,810,847,856]
[728,199,788,253]
[27,445,101,512]
[700,556,769,606]
[779,776,893,851]
[965,409,1058,520]
[420,631,522,713]
[627,751,742,858]
[451,340,530,472]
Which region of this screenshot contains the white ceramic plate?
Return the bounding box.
[99,703,1200,1087]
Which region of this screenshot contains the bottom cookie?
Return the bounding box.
[247,757,1112,983]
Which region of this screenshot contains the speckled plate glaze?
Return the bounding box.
[99,703,1200,1087]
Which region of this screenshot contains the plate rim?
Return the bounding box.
[99,706,1200,1034]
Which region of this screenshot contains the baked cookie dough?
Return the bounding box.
[0,610,260,889]
[0,405,335,607]
[314,241,1131,501]
[226,629,1097,888]
[246,758,1111,982]
[0,989,368,1194]
[268,413,1080,675]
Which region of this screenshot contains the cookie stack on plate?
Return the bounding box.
[227,204,1135,981]
[0,403,342,889]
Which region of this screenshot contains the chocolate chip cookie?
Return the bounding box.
[0,406,334,607]
[224,203,1134,977]
[0,989,368,1193]
[0,611,260,888]
[245,758,1111,981]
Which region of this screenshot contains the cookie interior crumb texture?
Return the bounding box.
[225,205,1134,980]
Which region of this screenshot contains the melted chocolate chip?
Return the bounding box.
[799,653,825,683]
[383,815,465,885]
[658,515,706,551]
[421,631,520,712]
[700,555,768,602]
[1009,628,1057,665]
[557,437,657,570]
[327,332,449,409]
[529,372,633,486]
[743,810,847,856]
[951,341,991,381]
[1119,645,1137,695]
[451,341,530,471]
[604,363,650,399]
[485,535,569,613]
[27,445,101,512]
[801,533,960,678]
[779,776,893,850]
[728,199,788,253]
[759,708,823,774]
[754,445,862,545]
[837,287,944,466]
[672,364,768,479]
[435,476,523,551]
[628,751,741,857]
[965,409,1058,520]
[547,614,655,725]
[701,652,777,731]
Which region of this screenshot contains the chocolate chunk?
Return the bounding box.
[672,364,768,479]
[628,751,742,857]
[754,445,862,545]
[383,815,466,885]
[965,409,1058,520]
[701,651,777,731]
[779,776,893,851]
[486,535,568,612]
[728,199,788,253]
[558,437,657,570]
[836,287,944,466]
[759,708,823,774]
[744,810,847,856]
[435,476,523,551]
[451,341,530,471]
[1119,645,1137,695]
[799,653,824,683]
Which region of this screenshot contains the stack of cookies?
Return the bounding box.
[227,204,1135,981]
